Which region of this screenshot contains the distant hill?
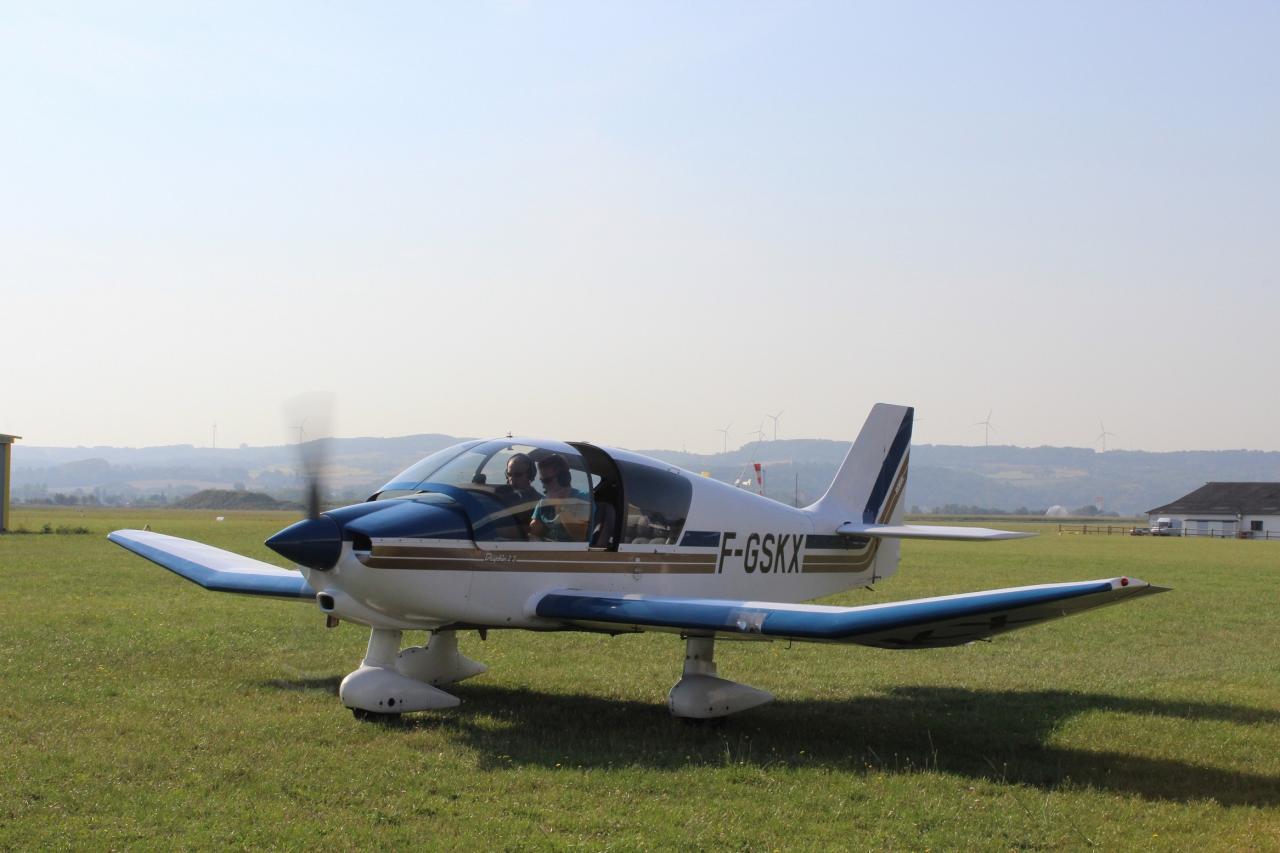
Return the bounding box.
[12,434,468,506]
[13,434,1280,515]
[174,490,301,511]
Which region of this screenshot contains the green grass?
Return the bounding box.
[2,507,1278,849]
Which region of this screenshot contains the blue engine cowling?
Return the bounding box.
[265,493,472,571]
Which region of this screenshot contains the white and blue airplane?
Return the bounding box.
[109,404,1165,721]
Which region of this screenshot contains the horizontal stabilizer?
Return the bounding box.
[108,529,315,600]
[837,522,1035,541]
[534,578,1166,648]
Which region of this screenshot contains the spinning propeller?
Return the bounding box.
[266,394,343,570]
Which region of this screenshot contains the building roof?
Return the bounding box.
[0,434,20,444]
[1148,482,1280,516]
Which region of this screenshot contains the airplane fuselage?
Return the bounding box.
[305,464,902,632]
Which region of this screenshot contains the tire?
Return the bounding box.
[352,707,402,723]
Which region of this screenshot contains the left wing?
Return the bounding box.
[109,529,315,600]
[533,578,1166,648]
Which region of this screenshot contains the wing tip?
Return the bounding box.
[1112,577,1171,594]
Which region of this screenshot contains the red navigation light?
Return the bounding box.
[1120,577,1130,586]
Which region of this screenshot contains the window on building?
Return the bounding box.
[1251,520,1264,532]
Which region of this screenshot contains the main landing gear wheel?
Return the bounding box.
[351,708,401,723]
[667,636,774,719]
[677,715,727,728]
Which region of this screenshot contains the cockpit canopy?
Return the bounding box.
[375,439,592,501]
[371,439,693,548]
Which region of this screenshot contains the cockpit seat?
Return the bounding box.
[590,502,617,548]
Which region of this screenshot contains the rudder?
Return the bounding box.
[806,404,913,526]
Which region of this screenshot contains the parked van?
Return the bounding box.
[1150,517,1183,536]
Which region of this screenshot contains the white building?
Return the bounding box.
[1147,482,1280,539]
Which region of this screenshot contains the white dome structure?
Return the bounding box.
[1045,505,1070,517]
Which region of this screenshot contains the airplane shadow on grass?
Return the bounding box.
[262,676,1280,807]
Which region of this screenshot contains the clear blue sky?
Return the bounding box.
[4,2,1277,452]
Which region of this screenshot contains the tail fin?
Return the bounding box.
[807,403,913,526]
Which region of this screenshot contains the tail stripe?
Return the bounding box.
[861,408,914,524]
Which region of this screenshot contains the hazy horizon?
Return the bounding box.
[13,430,1280,457]
[5,3,1277,453]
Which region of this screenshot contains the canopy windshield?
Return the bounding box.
[374,440,485,499]
[374,439,596,543]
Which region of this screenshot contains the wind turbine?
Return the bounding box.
[1097,421,1117,453]
[975,410,996,447]
[714,423,732,454]
[766,410,783,441]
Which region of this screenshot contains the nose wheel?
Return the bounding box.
[342,628,489,721]
[341,628,464,719]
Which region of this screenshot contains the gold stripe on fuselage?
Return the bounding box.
[360,544,718,574]
[362,542,882,575]
[800,550,877,573]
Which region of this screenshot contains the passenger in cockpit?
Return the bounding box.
[529,453,591,542]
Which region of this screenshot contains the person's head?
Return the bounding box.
[506,452,535,489]
[536,453,573,494]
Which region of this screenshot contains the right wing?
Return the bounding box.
[109,529,315,600]
[533,577,1167,648]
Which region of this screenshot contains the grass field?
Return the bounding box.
[3,506,1278,850]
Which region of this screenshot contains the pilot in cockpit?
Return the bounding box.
[504,453,541,504]
[528,453,591,542]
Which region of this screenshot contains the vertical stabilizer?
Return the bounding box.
[806,404,913,527]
